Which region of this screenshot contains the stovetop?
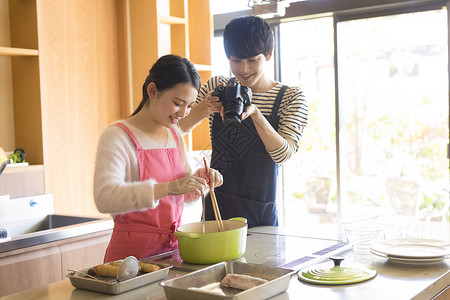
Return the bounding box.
[144,232,351,272]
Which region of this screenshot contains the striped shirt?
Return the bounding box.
[197,76,308,164]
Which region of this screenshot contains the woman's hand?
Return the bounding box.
[167,175,208,197]
[197,167,223,189]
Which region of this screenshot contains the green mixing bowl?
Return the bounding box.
[175,218,247,264]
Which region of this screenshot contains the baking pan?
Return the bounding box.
[66,260,172,295]
[160,261,295,300]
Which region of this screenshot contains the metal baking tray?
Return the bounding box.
[160,261,295,300]
[66,260,172,295]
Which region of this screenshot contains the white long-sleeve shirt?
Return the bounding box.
[93,120,194,217]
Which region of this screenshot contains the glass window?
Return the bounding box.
[279,17,337,229]
[211,36,231,77]
[211,7,449,241]
[337,9,449,239]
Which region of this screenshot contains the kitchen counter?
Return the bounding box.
[1,227,449,300]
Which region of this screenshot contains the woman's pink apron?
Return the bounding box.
[103,123,185,262]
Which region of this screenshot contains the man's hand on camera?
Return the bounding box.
[241,104,257,121]
[205,93,222,114]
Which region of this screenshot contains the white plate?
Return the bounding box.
[370,238,450,259]
[370,250,449,265]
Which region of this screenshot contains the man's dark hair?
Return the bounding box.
[223,16,274,59]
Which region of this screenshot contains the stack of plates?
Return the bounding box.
[370,238,450,265]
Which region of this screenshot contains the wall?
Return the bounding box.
[37,0,121,217]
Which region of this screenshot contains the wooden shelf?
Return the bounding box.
[159,15,186,25]
[0,46,38,56]
[121,0,212,151]
[2,164,43,174]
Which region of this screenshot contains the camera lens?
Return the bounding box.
[223,113,241,127]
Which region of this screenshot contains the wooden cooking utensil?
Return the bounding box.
[201,193,206,233]
[203,157,224,232]
[210,188,224,232]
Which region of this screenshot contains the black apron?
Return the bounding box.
[205,79,288,228]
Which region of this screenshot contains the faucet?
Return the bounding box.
[0,160,7,176]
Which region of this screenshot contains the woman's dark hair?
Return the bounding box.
[223,16,273,59]
[132,54,201,116]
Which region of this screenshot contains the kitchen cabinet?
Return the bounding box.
[187,0,214,151]
[436,285,450,299]
[1,0,117,217]
[59,232,111,277]
[0,0,42,165]
[0,244,61,297]
[0,165,44,198]
[0,230,111,297]
[117,0,212,151]
[1,0,213,218]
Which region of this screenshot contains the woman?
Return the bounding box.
[94,54,223,262]
[179,16,308,228]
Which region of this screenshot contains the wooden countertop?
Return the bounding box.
[1,259,448,300]
[1,227,449,300]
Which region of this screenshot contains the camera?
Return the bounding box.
[212,81,252,127]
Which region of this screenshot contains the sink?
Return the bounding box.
[0,214,113,253]
[0,214,105,238]
[0,194,113,253]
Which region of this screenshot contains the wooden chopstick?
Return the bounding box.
[203,157,225,231]
[210,189,224,231]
